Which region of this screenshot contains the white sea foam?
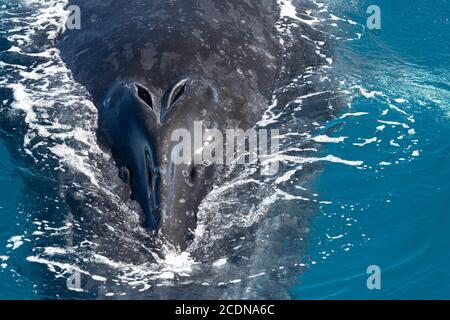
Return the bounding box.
[7,235,24,250]
[340,112,369,119]
[278,0,320,25]
[4,0,104,183]
[353,137,377,147]
[212,258,228,267]
[312,135,347,143]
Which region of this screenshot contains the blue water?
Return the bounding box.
[293,0,450,299]
[0,0,449,299]
[0,140,35,299]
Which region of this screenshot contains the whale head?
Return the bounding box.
[99,78,222,250]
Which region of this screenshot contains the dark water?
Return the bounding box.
[0,0,449,299]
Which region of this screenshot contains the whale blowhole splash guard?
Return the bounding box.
[0,0,449,304]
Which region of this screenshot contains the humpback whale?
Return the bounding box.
[58,0,282,250]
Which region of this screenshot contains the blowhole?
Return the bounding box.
[135,83,153,109]
[170,80,187,105]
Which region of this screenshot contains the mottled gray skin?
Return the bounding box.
[58,0,282,250]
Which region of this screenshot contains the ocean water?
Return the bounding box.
[293,0,450,299]
[0,0,449,299]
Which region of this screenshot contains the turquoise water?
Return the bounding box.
[0,140,35,299]
[294,0,450,299]
[0,0,449,299]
